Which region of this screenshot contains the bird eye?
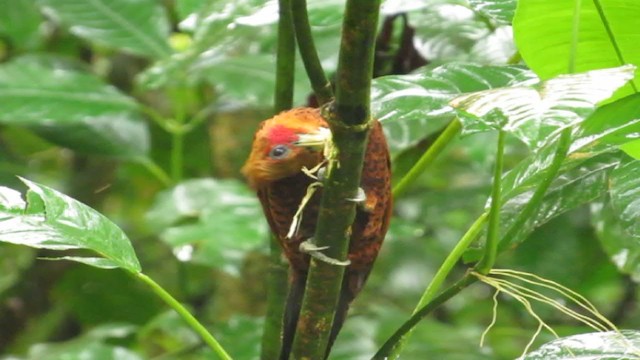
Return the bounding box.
[269,144,291,159]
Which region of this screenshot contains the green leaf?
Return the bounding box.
[0,179,141,272]
[0,0,43,50]
[500,93,640,206]
[468,0,516,25]
[146,179,267,273]
[502,153,620,244]
[593,200,640,280]
[138,0,279,90]
[465,151,624,262]
[0,59,149,157]
[522,330,640,359]
[609,159,640,238]
[372,63,534,154]
[40,256,120,269]
[514,0,640,98]
[37,0,172,59]
[409,3,493,64]
[622,139,640,159]
[451,65,636,148]
[575,93,640,153]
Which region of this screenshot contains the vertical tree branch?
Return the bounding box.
[290,0,381,358]
[291,0,333,104]
[260,1,296,358]
[274,0,296,114]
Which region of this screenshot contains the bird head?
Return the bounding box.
[242,108,330,189]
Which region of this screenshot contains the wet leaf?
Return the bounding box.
[0,179,141,272]
[468,0,516,25]
[372,63,533,154]
[609,159,640,238]
[0,59,148,157]
[451,65,636,148]
[409,3,492,63]
[521,330,640,359]
[465,152,624,262]
[574,93,640,154]
[514,0,640,99]
[593,201,640,281]
[146,179,267,274]
[37,0,172,59]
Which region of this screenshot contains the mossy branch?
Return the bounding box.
[290,0,382,358]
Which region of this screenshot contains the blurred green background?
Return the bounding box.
[0,0,639,359]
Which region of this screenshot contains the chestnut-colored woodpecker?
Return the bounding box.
[242,107,392,359]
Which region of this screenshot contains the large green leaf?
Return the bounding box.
[500,153,621,246]
[37,0,172,59]
[574,92,640,154]
[0,59,148,157]
[593,200,640,280]
[522,330,640,359]
[146,179,267,273]
[0,0,43,50]
[465,151,624,262]
[514,0,640,98]
[451,65,636,148]
[499,93,640,204]
[0,179,141,272]
[468,0,516,25]
[407,2,493,64]
[621,140,640,159]
[609,159,640,238]
[372,63,534,154]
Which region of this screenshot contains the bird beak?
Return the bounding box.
[294,127,331,149]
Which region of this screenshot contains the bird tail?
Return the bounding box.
[280,272,306,360]
[280,269,369,360]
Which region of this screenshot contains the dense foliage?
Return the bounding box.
[0,0,639,359]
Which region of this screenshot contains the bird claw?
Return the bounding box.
[346,187,366,203]
[299,239,351,266]
[347,187,377,213]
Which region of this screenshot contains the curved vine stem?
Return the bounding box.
[291,0,333,104]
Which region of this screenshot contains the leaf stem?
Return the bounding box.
[171,133,184,182]
[392,119,462,198]
[373,273,478,359]
[135,273,232,360]
[136,157,172,186]
[476,129,506,274]
[388,211,488,359]
[291,0,333,104]
[418,212,488,308]
[498,128,572,252]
